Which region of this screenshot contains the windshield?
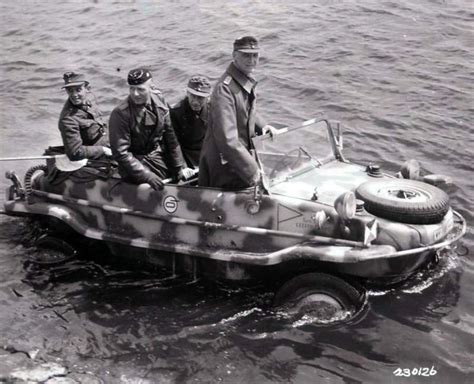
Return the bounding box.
[253,119,336,185]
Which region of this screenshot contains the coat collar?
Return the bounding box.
[150,92,168,111]
[64,98,93,114]
[126,92,168,112]
[226,62,256,94]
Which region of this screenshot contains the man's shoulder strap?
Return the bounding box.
[151,92,169,112]
[221,75,241,95]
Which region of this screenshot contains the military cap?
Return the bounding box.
[233,36,259,53]
[187,76,212,97]
[127,68,153,85]
[62,72,88,88]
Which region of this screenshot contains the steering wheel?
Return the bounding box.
[268,148,304,179]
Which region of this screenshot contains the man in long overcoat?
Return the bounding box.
[199,36,275,189]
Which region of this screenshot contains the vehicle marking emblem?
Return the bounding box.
[277,204,303,227]
[163,195,178,214]
[364,219,378,245]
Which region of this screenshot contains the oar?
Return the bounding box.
[0,154,87,172]
[0,155,59,161]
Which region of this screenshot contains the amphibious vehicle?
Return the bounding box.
[3,117,466,322]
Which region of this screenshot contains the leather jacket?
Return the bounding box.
[109,92,183,184]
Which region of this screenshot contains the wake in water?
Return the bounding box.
[367,249,462,297]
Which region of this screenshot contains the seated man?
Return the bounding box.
[170,76,211,168]
[109,68,191,190]
[59,72,111,161]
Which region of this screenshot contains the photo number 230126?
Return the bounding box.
[393,366,437,377]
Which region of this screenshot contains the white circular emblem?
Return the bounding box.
[163,195,178,214]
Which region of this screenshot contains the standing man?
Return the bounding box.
[59,72,111,161]
[109,68,190,190]
[199,36,275,189]
[170,76,212,168]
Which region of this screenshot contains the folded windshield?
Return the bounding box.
[253,119,335,185]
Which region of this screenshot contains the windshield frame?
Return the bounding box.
[252,118,341,186]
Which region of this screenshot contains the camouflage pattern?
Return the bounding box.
[3,118,466,282]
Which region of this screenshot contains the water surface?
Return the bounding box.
[0,1,473,383]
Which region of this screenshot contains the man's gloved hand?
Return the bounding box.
[262,124,279,137]
[102,146,113,157]
[147,173,164,190]
[178,167,196,181]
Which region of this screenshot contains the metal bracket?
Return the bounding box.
[5,171,25,199]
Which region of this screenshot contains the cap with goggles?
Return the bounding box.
[187,76,212,97]
[127,68,153,85]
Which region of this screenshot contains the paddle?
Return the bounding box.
[0,154,87,172]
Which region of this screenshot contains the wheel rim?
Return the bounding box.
[33,248,75,265]
[297,293,344,310]
[377,185,433,203]
[29,237,77,266]
[274,273,368,325]
[290,292,347,321]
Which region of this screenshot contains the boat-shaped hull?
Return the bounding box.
[3,171,465,284]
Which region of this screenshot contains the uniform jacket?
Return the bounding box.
[109,92,183,184]
[58,99,109,161]
[199,62,266,189]
[170,97,208,168]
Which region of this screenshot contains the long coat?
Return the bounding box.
[58,99,109,160]
[198,62,266,189]
[170,97,208,168]
[109,92,183,184]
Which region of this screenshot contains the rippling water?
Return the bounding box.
[1,1,473,383]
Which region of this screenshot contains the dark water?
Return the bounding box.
[1,1,473,383]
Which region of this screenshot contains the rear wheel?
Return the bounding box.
[28,235,77,266]
[273,273,366,324]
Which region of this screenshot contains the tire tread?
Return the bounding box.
[355,179,449,224]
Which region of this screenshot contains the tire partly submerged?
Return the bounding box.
[273,273,366,324]
[29,236,77,266]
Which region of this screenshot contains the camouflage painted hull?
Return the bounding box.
[3,168,465,283]
[2,118,466,284]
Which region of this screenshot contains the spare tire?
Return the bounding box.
[355,179,449,224]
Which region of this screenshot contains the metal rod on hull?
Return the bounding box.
[31,189,366,248]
